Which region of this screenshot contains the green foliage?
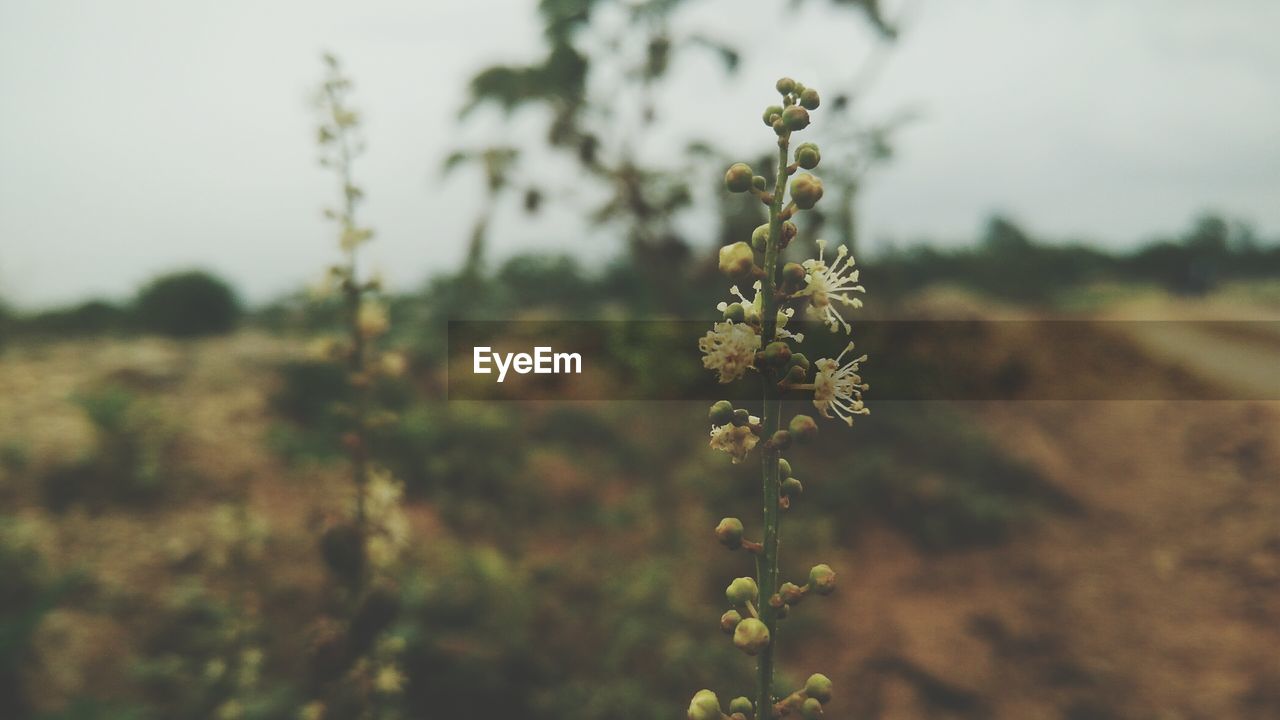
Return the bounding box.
[40,386,185,512]
[876,213,1280,305]
[0,519,78,720]
[135,271,241,338]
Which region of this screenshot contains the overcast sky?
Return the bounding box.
[2,0,1278,309]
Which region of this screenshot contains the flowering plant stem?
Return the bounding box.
[755,136,790,713]
[695,77,869,720]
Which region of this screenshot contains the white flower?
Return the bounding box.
[699,320,760,383]
[799,239,865,333]
[709,418,760,463]
[811,342,870,426]
[715,282,805,343]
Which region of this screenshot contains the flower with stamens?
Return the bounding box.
[717,282,805,343]
[709,418,760,463]
[699,320,761,384]
[798,239,866,333]
[810,342,870,426]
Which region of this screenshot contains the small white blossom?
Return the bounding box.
[799,239,865,333]
[715,282,805,343]
[810,342,870,426]
[709,417,760,463]
[699,320,761,384]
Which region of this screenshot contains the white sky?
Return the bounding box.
[1,0,1278,309]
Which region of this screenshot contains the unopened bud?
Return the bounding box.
[805,673,833,703]
[720,609,743,634]
[763,341,791,366]
[799,88,821,111]
[789,414,819,443]
[729,697,754,716]
[783,365,807,385]
[778,458,792,477]
[751,175,767,191]
[709,400,734,426]
[770,430,793,449]
[715,517,745,549]
[725,576,759,605]
[718,242,755,279]
[733,617,771,655]
[780,581,805,604]
[808,564,836,595]
[725,163,754,193]
[781,106,810,131]
[782,262,806,286]
[688,689,722,720]
[776,77,796,95]
[801,697,824,719]
[795,142,821,169]
[790,174,824,209]
[732,408,751,426]
[782,221,798,243]
[763,105,784,127]
[781,477,804,498]
[788,353,811,373]
[751,224,770,252]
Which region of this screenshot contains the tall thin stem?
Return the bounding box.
[326,77,370,591]
[756,132,790,716]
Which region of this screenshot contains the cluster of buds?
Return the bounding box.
[693,78,869,719]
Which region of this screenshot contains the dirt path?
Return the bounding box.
[808,299,1280,719]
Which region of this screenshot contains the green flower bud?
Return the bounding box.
[763,341,792,366]
[724,302,746,323]
[718,241,755,279]
[782,261,806,286]
[776,77,796,94]
[789,414,819,443]
[770,429,793,450]
[795,142,821,169]
[731,408,751,426]
[724,162,754,193]
[715,517,744,549]
[781,476,804,498]
[778,458,792,477]
[793,81,807,95]
[788,353,811,372]
[751,175,767,191]
[781,105,810,131]
[725,576,759,605]
[688,689,722,720]
[763,104,784,127]
[729,697,754,716]
[808,564,836,595]
[780,581,805,604]
[790,174,824,209]
[782,220,798,243]
[720,609,742,634]
[800,88,821,111]
[733,617,771,655]
[805,673,833,703]
[709,400,734,426]
[751,223,771,253]
[801,697,824,719]
[784,364,807,385]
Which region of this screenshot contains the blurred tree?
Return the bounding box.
[135,270,241,338]
[453,0,901,312]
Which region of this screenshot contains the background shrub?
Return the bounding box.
[135,270,241,338]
